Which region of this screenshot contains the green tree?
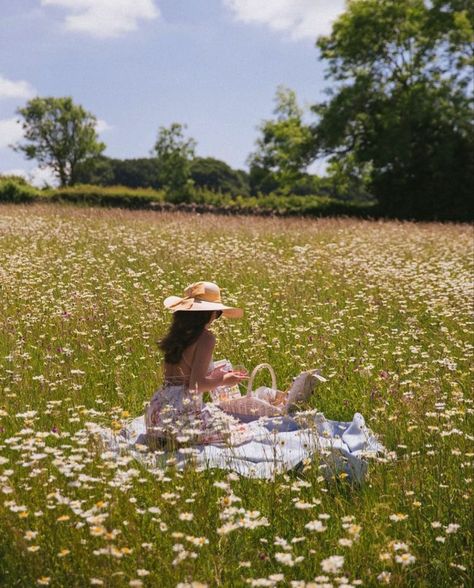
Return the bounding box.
[13,97,105,187]
[323,155,374,202]
[75,156,115,186]
[313,0,474,220]
[190,157,250,196]
[152,123,196,202]
[248,86,313,195]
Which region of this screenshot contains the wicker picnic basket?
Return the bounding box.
[218,363,285,422]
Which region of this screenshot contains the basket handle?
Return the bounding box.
[246,363,277,396]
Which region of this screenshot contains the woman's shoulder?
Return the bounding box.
[195,328,215,348]
[200,328,215,343]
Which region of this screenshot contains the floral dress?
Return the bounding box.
[145,360,250,445]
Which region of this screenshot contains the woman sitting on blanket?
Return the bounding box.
[145,281,320,445]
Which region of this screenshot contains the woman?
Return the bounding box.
[145,281,249,445]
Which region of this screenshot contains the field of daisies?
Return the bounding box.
[0,203,472,588]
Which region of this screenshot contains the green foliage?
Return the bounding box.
[75,155,251,197]
[248,86,314,195]
[323,155,374,202]
[45,184,165,209]
[14,97,106,187]
[153,123,196,202]
[190,157,250,195]
[234,192,376,218]
[74,156,116,186]
[0,174,29,186]
[0,176,38,203]
[313,0,474,221]
[76,156,162,189]
[0,180,378,218]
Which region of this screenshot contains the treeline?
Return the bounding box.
[72,154,371,202]
[5,0,474,222]
[74,156,251,196]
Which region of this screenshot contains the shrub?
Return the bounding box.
[0,174,30,186]
[0,179,38,203]
[45,184,166,209]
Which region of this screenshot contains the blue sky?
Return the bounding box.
[0,0,346,185]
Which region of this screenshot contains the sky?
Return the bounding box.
[0,0,346,185]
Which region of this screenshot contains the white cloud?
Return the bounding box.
[95,118,112,134]
[41,0,160,38]
[0,75,36,100]
[0,117,24,149]
[224,0,346,41]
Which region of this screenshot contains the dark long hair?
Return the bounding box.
[158,310,222,364]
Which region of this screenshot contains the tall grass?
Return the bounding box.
[0,204,472,587]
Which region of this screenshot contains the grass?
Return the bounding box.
[0,203,472,587]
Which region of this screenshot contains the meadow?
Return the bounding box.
[0,203,472,587]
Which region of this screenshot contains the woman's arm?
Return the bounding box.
[188,331,224,394]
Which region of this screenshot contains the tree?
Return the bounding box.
[152,123,196,202]
[311,0,474,221]
[248,86,313,195]
[323,155,374,202]
[75,156,115,186]
[190,157,250,196]
[14,97,105,187]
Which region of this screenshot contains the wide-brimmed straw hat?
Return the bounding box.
[164,281,243,319]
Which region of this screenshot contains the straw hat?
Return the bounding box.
[164,281,243,319]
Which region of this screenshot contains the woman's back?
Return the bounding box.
[163,330,214,385]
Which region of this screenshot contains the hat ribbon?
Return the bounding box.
[168,282,208,310]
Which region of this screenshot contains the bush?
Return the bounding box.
[0,180,379,219]
[233,192,377,218]
[0,179,38,203]
[45,184,166,209]
[0,174,30,186]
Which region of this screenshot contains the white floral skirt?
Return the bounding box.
[145,384,251,445]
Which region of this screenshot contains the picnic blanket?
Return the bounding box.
[90,409,385,484]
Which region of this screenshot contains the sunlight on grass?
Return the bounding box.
[0,204,472,587]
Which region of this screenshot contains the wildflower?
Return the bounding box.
[347,524,361,536]
[395,553,416,566]
[274,552,303,567]
[391,542,409,552]
[321,555,344,574]
[445,524,460,534]
[305,520,327,532]
[37,578,50,585]
[389,513,408,522]
[377,571,391,584]
[293,500,315,510]
[450,563,467,571]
